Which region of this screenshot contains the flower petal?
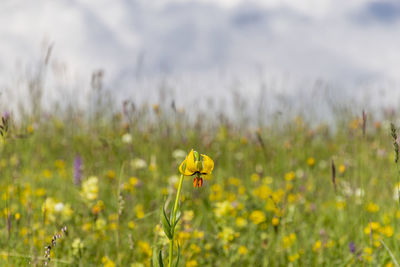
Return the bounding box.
[201,154,214,175]
[185,149,198,174]
[179,158,195,176]
[178,158,187,174]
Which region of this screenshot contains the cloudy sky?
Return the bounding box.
[0,0,399,113]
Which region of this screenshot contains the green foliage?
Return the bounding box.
[0,106,399,266]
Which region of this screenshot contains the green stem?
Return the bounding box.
[168,174,184,267]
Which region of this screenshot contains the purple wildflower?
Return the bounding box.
[73,155,82,186]
[349,242,356,254]
[3,111,10,120]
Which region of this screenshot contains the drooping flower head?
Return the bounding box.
[179,149,214,187]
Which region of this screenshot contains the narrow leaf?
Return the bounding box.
[174,210,182,229]
[152,247,158,267]
[161,206,172,240]
[173,243,180,267]
[158,250,164,267]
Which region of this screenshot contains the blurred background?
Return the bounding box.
[1,0,400,121]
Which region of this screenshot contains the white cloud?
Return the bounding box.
[0,0,399,114]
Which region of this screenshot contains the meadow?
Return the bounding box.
[1,97,400,267]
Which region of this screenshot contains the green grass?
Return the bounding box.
[0,106,399,267]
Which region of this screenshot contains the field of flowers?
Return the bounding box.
[1,103,400,266]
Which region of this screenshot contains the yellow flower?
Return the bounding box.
[272,217,279,226]
[179,149,214,176]
[218,227,238,243]
[251,173,260,182]
[249,210,266,225]
[72,238,84,257]
[364,247,373,255]
[137,241,152,257]
[364,222,380,235]
[339,164,346,174]
[189,243,201,254]
[106,170,116,180]
[129,177,141,186]
[128,221,136,229]
[81,176,99,201]
[238,246,248,255]
[35,188,46,197]
[27,125,34,134]
[382,225,394,237]
[101,256,116,267]
[312,240,322,252]
[307,157,315,167]
[284,171,295,181]
[183,210,194,221]
[366,202,379,213]
[288,253,299,262]
[214,201,233,218]
[236,217,248,228]
[282,233,296,249]
[134,204,145,219]
[186,260,198,267]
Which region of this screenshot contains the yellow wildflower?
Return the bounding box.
[382,225,394,237]
[214,201,233,218]
[72,238,84,257]
[285,171,295,181]
[43,169,52,179]
[251,173,260,182]
[35,188,46,197]
[218,227,238,243]
[366,202,379,213]
[81,176,99,201]
[288,253,299,262]
[186,260,198,267]
[364,222,380,235]
[189,243,201,254]
[253,185,272,200]
[179,149,214,176]
[101,256,116,267]
[238,246,248,255]
[312,240,322,252]
[228,177,241,186]
[54,160,65,169]
[249,210,266,225]
[134,204,145,219]
[137,241,152,257]
[183,210,194,221]
[27,125,34,133]
[282,233,296,249]
[363,247,373,262]
[262,176,273,184]
[339,164,346,174]
[106,170,116,180]
[129,177,141,186]
[307,157,315,167]
[236,217,248,228]
[193,230,204,239]
[128,221,136,229]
